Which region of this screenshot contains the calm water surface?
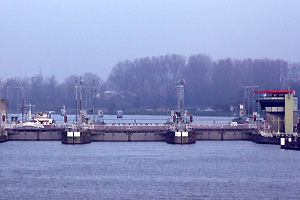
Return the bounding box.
[12,114,233,125]
[0,141,299,200]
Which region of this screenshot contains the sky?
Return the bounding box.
[0,0,300,81]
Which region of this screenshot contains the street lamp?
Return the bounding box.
[244,85,259,118]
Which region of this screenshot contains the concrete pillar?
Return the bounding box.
[285,94,294,134]
[0,99,7,123]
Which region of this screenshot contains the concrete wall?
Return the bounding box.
[285,94,294,133]
[38,132,61,140]
[0,99,7,123]
[0,134,7,143]
[62,131,91,144]
[223,131,252,140]
[8,131,61,141]
[91,130,252,142]
[195,131,222,140]
[131,132,164,141]
[252,133,279,144]
[266,112,285,133]
[194,130,252,140]
[91,131,166,142]
[5,129,254,142]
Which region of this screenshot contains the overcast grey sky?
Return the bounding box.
[0,0,300,81]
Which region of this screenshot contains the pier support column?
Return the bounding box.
[62,131,91,144]
[126,131,132,142]
[166,130,195,144]
[221,129,224,141]
[0,130,8,143]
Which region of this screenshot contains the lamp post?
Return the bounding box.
[6,82,9,122]
[21,83,27,122]
[92,80,98,123]
[75,80,78,123]
[244,86,259,118]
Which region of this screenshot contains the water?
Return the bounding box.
[51,114,233,125]
[10,114,233,125]
[0,141,299,200]
[7,113,234,125]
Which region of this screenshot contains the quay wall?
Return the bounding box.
[7,129,62,141]
[91,131,166,142]
[0,129,7,143]
[90,129,254,142]
[194,129,253,141]
[252,133,280,144]
[62,131,91,144]
[2,125,257,142]
[0,134,7,143]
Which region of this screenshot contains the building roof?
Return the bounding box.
[253,90,294,94]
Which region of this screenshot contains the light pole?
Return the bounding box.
[85,85,88,111]
[16,87,19,118]
[244,86,259,118]
[21,83,26,122]
[6,82,9,122]
[9,85,21,121]
[92,80,98,122]
[79,77,84,112]
[74,77,84,124]
[244,87,247,117]
[75,79,78,123]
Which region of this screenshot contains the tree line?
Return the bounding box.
[1,54,300,114]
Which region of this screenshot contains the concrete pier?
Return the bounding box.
[252,133,280,144]
[166,130,196,144]
[7,128,64,141]
[193,124,255,141]
[0,123,259,144]
[280,137,300,151]
[91,131,166,142]
[62,131,91,144]
[0,134,7,143]
[0,129,8,143]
